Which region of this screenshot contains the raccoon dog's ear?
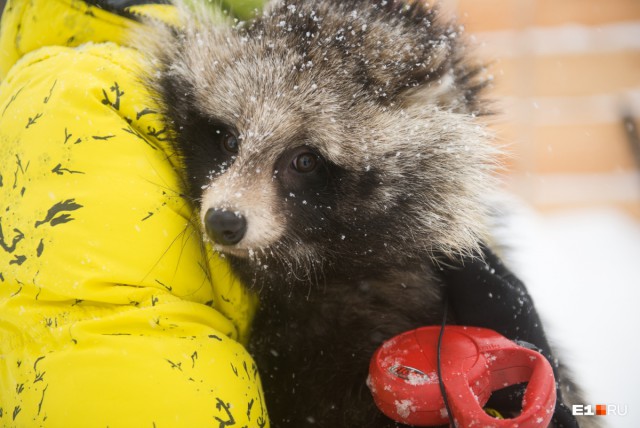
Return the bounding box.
[352,0,488,114]
[132,0,232,56]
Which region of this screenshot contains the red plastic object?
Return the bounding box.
[368,326,556,427]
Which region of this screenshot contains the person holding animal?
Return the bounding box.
[0,0,588,426]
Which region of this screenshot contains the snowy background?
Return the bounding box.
[505,204,640,427]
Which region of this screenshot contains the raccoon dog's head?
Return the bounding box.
[153,0,497,285]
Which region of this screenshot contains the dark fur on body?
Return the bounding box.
[249,267,444,426]
[143,0,592,426]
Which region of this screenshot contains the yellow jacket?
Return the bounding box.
[0,1,267,426]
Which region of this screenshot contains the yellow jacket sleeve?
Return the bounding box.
[0,1,267,427]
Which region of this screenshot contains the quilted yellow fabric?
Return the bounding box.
[0,1,267,426]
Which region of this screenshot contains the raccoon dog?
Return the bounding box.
[149,0,524,426]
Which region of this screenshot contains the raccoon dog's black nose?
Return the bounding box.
[204,209,247,245]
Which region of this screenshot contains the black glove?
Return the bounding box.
[439,245,579,428]
[86,0,170,12]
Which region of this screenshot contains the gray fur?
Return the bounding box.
[148,0,497,261]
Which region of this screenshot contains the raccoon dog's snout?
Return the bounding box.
[204,209,247,245]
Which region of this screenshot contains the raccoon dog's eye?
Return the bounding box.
[278,146,328,191]
[292,152,320,173]
[221,133,239,154]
